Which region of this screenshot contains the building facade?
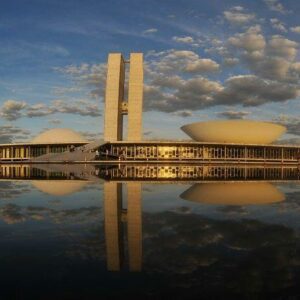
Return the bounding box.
[104,53,144,142]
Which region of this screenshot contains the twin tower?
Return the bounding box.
[104,53,143,142]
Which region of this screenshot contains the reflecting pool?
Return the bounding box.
[0,164,300,299]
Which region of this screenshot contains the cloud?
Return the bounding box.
[142,28,158,34]
[223,57,239,66]
[54,63,107,95]
[172,36,199,47]
[228,28,299,82]
[171,110,193,117]
[264,0,289,14]
[216,75,300,106]
[228,25,266,52]
[290,26,300,34]
[217,110,251,119]
[270,18,287,32]
[267,35,298,61]
[273,115,300,136]
[0,100,27,121]
[78,130,102,141]
[144,76,222,112]
[147,49,220,74]
[0,125,31,143]
[2,99,102,120]
[48,119,62,125]
[223,6,255,25]
[143,44,299,113]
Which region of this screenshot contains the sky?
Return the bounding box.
[0,0,300,143]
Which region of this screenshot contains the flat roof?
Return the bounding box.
[0,142,88,147]
[103,140,300,148]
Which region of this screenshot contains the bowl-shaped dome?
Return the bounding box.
[31,128,88,144]
[181,120,286,144]
[32,180,88,196]
[180,182,285,205]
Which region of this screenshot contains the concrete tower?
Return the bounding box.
[104,53,125,142]
[103,53,143,142]
[127,53,144,141]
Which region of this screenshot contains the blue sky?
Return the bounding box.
[0,0,300,142]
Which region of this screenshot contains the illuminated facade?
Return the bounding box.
[99,141,300,163]
[99,164,300,181]
[104,52,143,142]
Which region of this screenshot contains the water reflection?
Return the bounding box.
[0,164,300,298]
[181,182,285,205]
[104,182,142,271]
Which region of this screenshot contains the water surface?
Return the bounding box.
[0,164,300,299]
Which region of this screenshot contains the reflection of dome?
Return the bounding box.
[181,120,286,144]
[180,182,285,205]
[31,128,88,144]
[32,180,88,196]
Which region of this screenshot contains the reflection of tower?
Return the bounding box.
[104,182,142,271]
[103,53,143,142]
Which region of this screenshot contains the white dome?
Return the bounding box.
[31,128,88,144]
[181,120,286,144]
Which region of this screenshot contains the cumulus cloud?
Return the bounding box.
[223,6,255,25]
[216,75,300,106]
[228,25,266,52]
[143,43,300,113]
[228,27,299,82]
[290,26,300,34]
[264,0,289,14]
[217,110,251,119]
[172,36,199,47]
[0,98,101,120]
[267,35,298,61]
[147,49,220,74]
[54,63,107,97]
[144,76,222,112]
[270,18,287,32]
[0,100,27,121]
[0,125,31,143]
[223,57,239,66]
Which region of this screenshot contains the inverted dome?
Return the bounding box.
[31,128,88,144]
[181,120,286,144]
[32,180,88,196]
[180,182,285,205]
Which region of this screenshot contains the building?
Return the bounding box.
[99,52,300,164]
[0,52,299,163]
[0,128,88,161]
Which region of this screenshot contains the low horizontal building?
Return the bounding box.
[99,120,300,163]
[0,128,88,161]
